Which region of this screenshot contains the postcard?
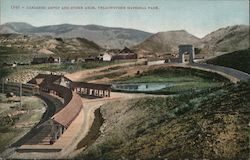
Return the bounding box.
[0,0,249,159]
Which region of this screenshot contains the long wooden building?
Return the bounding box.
[27,73,111,143]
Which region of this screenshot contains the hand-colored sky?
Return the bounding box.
[0,0,249,38]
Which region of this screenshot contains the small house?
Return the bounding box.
[77,58,85,63]
[48,56,61,64]
[112,47,137,60]
[31,57,48,64]
[2,62,17,68]
[85,56,96,62]
[98,53,112,61]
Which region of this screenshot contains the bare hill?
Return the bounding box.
[79,82,250,159]
[206,48,250,74]
[0,22,35,33]
[134,25,249,57]
[133,30,200,57]
[0,22,152,49]
[1,23,248,56]
[199,25,249,53]
[0,34,102,56]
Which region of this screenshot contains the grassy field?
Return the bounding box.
[79,82,250,159]
[0,60,137,84]
[0,60,137,80]
[84,71,127,81]
[113,67,229,94]
[0,53,34,65]
[206,48,250,74]
[0,68,12,79]
[28,61,125,73]
[0,46,31,55]
[0,95,46,153]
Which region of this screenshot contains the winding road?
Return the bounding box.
[64,61,250,158]
[4,59,250,159]
[189,63,250,83]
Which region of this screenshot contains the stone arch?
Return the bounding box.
[178,44,195,63]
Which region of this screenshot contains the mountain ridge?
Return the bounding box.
[198,25,249,53]
[0,33,102,57]
[133,30,200,57]
[0,22,153,49]
[0,22,249,55]
[134,25,249,56]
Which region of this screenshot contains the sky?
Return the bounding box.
[0,0,249,38]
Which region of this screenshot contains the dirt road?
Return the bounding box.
[65,59,146,82]
[66,92,170,158]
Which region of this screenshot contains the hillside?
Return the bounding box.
[79,82,250,159]
[0,22,152,49]
[1,23,249,57]
[0,22,35,33]
[199,25,249,53]
[0,34,102,56]
[206,48,250,74]
[0,94,46,154]
[133,30,200,57]
[134,25,249,57]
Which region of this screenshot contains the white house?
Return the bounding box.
[99,53,112,61]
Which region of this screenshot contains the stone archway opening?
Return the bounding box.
[178,44,195,63]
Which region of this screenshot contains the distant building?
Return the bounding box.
[98,53,112,61]
[85,56,96,62]
[32,56,61,64]
[31,57,48,64]
[112,47,137,60]
[76,58,85,63]
[70,59,76,63]
[178,44,195,63]
[120,47,134,54]
[2,62,17,68]
[63,57,76,64]
[167,44,195,63]
[48,56,61,64]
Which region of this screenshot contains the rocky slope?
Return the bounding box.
[0,22,35,33]
[133,30,200,57]
[0,22,152,49]
[0,34,101,56]
[1,23,248,56]
[206,48,250,74]
[134,25,249,57]
[199,25,249,53]
[79,82,250,159]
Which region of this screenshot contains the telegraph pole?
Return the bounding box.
[19,49,22,109]
[20,82,22,109]
[2,79,4,94]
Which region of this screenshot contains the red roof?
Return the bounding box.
[52,92,82,127]
[28,74,62,87]
[28,74,82,128]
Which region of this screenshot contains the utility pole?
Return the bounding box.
[2,79,4,94]
[20,82,22,109]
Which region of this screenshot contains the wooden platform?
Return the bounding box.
[17,108,84,152]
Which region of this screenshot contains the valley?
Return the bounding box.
[0,22,249,159]
[0,23,249,65]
